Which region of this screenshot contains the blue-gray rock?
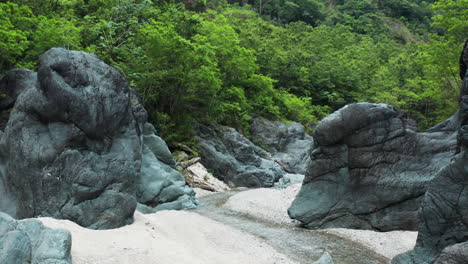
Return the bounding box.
[143,123,177,168]
[250,117,313,174]
[0,212,71,264]
[0,69,36,111]
[198,125,285,187]
[312,252,334,264]
[275,173,305,188]
[0,48,197,229]
[136,123,198,212]
[391,40,468,264]
[288,102,456,231]
[434,242,468,264]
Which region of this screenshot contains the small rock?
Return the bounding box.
[313,252,334,264]
[185,162,230,192]
[0,212,71,264]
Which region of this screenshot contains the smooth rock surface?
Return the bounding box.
[198,125,285,187]
[391,40,468,264]
[0,212,71,264]
[136,123,197,213]
[250,117,313,174]
[0,48,196,229]
[312,252,334,264]
[288,102,456,231]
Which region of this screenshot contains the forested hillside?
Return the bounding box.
[1,0,466,145]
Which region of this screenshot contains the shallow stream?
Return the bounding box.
[195,189,389,264]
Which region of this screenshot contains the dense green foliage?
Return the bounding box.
[0,0,466,145]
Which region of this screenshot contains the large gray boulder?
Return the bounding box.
[391,40,468,264]
[288,102,456,231]
[250,117,313,174]
[198,125,285,187]
[0,48,196,229]
[0,212,71,264]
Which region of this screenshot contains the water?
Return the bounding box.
[195,189,389,264]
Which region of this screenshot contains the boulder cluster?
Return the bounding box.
[1,42,468,263]
[288,41,468,263]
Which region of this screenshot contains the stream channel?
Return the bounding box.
[195,189,390,264]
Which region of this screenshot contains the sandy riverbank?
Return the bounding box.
[40,210,297,264]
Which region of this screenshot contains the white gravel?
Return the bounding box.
[224,184,301,225]
[193,187,217,198]
[39,211,297,264]
[323,228,417,259]
[224,185,417,259]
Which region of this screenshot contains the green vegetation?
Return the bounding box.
[0,0,466,145]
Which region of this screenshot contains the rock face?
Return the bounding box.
[275,173,305,189]
[391,41,468,264]
[136,123,198,213]
[434,242,468,264]
[0,212,71,264]
[250,117,313,174]
[0,69,36,110]
[198,125,285,187]
[288,102,456,231]
[0,48,196,229]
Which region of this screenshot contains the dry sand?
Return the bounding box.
[39,210,297,264]
[224,185,417,259]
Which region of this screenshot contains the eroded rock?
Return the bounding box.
[136,124,198,213]
[434,242,468,264]
[0,48,196,229]
[250,117,313,174]
[0,212,71,264]
[288,103,456,231]
[198,125,285,187]
[391,40,468,264]
[312,252,334,264]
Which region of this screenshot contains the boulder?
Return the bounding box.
[250,117,313,174]
[434,242,468,264]
[0,48,196,229]
[198,125,285,187]
[184,162,230,192]
[136,124,198,213]
[288,102,456,231]
[0,212,71,264]
[312,252,334,264]
[275,173,305,189]
[391,40,468,264]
